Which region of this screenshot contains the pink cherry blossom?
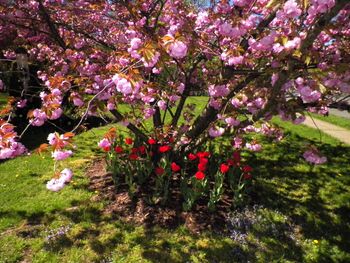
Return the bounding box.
[225,117,240,127]
[177,83,185,94]
[157,100,167,110]
[0,148,15,159]
[144,108,156,119]
[169,41,188,59]
[30,109,47,126]
[298,86,321,103]
[52,150,73,161]
[116,78,133,95]
[46,178,65,192]
[73,97,84,107]
[209,126,225,138]
[60,168,73,183]
[246,142,262,152]
[47,133,57,145]
[209,99,221,110]
[208,85,229,98]
[293,113,306,124]
[49,108,63,120]
[98,138,111,149]
[228,56,244,66]
[281,0,302,19]
[219,22,233,37]
[303,149,327,164]
[234,0,253,7]
[284,37,301,50]
[233,137,243,149]
[129,38,142,50]
[17,99,27,108]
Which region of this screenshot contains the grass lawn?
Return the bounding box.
[0,98,350,262]
[308,112,350,130]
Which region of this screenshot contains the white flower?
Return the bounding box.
[46,178,65,192]
[60,168,73,183]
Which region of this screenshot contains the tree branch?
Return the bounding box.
[109,109,149,141]
[184,74,260,142]
[37,0,67,50]
[171,56,204,127]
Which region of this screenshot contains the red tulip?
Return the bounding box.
[131,147,138,154]
[197,151,210,158]
[159,145,171,153]
[103,146,111,152]
[114,146,123,154]
[129,153,138,160]
[233,151,241,163]
[125,137,133,145]
[171,162,181,172]
[220,163,230,173]
[199,158,208,165]
[227,159,235,166]
[148,138,156,145]
[195,171,205,180]
[198,162,207,171]
[138,145,146,154]
[188,153,197,161]
[155,167,165,176]
[243,165,253,173]
[243,173,252,180]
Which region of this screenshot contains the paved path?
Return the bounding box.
[329,108,350,119]
[303,116,350,144]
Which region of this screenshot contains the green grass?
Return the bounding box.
[0,124,239,263]
[0,98,350,262]
[308,112,350,130]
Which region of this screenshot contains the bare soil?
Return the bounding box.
[86,159,231,234]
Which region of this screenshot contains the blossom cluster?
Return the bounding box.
[303,148,327,164]
[0,119,26,160]
[1,0,347,135]
[43,132,75,191]
[46,168,73,192]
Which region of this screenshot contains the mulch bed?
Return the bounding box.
[87,159,232,234]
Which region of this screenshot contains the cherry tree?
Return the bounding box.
[0,0,349,163]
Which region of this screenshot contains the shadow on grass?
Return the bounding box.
[1,131,350,262]
[246,134,350,261]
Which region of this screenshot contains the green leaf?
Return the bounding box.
[266,0,280,9]
[305,55,311,66]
